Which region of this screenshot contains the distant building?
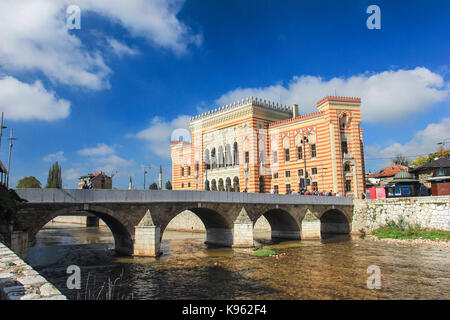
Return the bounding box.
[409,158,450,188]
[0,160,7,187]
[171,96,365,197]
[78,172,112,189]
[384,171,420,198]
[426,166,450,196]
[366,164,410,186]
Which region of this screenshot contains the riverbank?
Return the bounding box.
[365,235,450,248]
[0,242,66,300]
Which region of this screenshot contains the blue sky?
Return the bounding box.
[0,0,448,189]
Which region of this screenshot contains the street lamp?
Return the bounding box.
[437,138,450,147]
[143,165,152,189]
[300,133,311,191]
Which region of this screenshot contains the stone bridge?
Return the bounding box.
[14,189,354,257]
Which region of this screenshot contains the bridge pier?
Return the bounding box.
[133,210,161,257]
[205,228,233,247]
[232,208,254,247]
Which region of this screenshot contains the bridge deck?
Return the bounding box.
[15,189,353,206]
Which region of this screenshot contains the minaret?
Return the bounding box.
[158,165,162,190]
[128,176,133,190]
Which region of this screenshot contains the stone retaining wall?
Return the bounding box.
[352,196,450,233]
[0,242,66,300]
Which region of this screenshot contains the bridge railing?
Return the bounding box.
[14,189,353,206]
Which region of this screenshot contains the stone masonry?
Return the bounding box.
[0,242,66,300]
[352,195,450,232]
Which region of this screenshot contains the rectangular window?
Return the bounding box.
[245,151,250,163]
[188,182,191,188]
[341,141,348,154]
[286,184,291,194]
[298,169,304,177]
[181,183,184,188]
[312,167,318,175]
[285,170,291,178]
[297,146,303,160]
[284,148,290,162]
[311,144,316,158]
[274,185,279,194]
[274,172,279,179]
[312,181,318,191]
[181,167,184,177]
[345,180,352,192]
[195,163,199,172]
[187,166,191,176]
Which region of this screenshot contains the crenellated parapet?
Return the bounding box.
[190,96,292,122]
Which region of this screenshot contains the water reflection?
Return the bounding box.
[27,223,450,300]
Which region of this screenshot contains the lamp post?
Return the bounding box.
[300,133,311,191]
[7,129,16,189]
[143,165,152,190]
[437,138,450,147]
[321,166,328,192]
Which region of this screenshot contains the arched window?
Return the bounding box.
[233,142,239,166]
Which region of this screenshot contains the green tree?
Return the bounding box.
[17,176,41,188]
[165,180,172,190]
[46,161,62,188]
[410,147,450,167]
[149,182,158,190]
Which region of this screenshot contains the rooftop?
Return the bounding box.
[316,96,361,106]
[190,96,292,122]
[366,164,410,178]
[410,157,450,172]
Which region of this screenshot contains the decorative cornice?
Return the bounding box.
[190,97,292,123]
[316,96,361,106]
[269,111,325,128]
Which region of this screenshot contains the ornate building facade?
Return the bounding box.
[171,96,365,197]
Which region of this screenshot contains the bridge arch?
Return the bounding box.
[24,205,133,256]
[318,208,350,237]
[160,205,234,248]
[255,207,302,240]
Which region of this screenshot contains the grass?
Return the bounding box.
[372,219,450,241]
[254,248,277,257]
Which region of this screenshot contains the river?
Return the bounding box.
[27,223,450,300]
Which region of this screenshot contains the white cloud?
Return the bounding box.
[63,168,84,181]
[43,151,66,162]
[78,0,202,54]
[366,117,450,169]
[215,67,449,123]
[0,76,70,121]
[95,154,134,167]
[0,0,200,90]
[135,115,191,158]
[106,38,139,57]
[77,143,115,156]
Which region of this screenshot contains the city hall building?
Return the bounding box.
[171,96,365,197]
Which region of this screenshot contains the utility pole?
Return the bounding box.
[0,112,7,151]
[7,128,16,188]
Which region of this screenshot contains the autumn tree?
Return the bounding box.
[17,176,41,188]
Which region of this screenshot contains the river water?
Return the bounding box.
[27,223,449,300]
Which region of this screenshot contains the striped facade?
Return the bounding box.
[171,96,365,197]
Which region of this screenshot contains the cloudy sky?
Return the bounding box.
[0,0,448,189]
